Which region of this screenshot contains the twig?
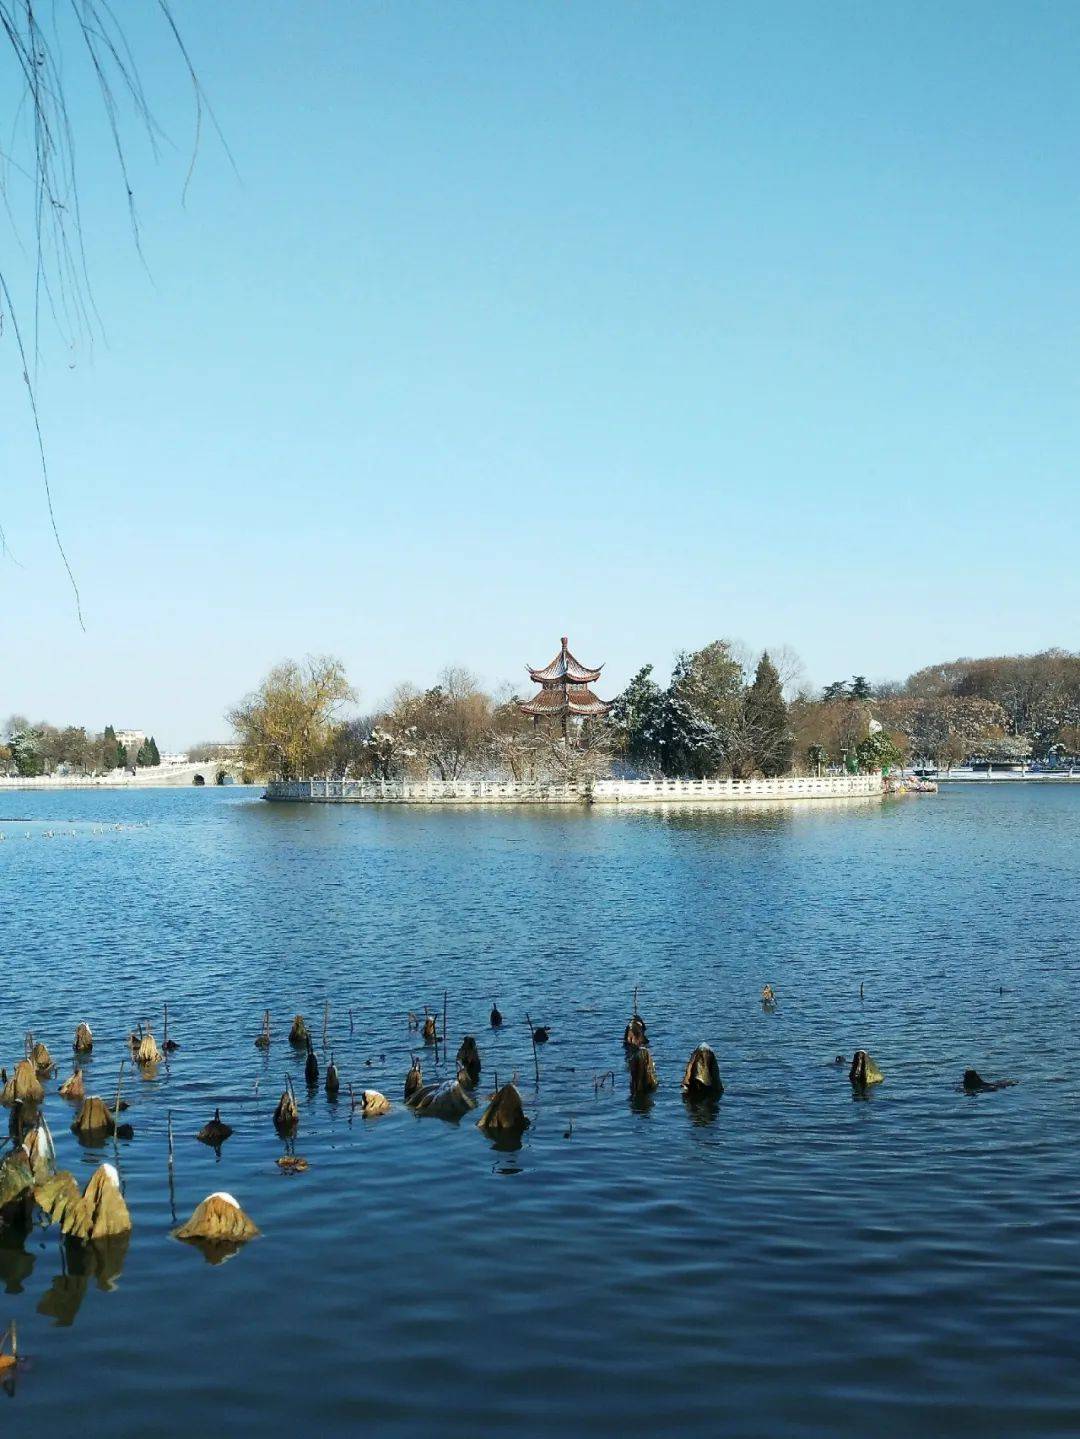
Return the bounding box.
[163,1001,169,1048]
[349,1007,354,1036]
[114,1059,126,1115]
[443,989,448,1069]
[322,999,329,1053]
[166,1109,177,1223]
[525,1012,540,1086]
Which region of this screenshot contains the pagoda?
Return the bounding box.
[520,636,612,735]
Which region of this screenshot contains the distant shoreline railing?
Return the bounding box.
[264,774,885,805]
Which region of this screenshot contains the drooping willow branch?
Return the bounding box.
[0,0,233,626]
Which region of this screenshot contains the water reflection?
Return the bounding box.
[173,1236,248,1267]
[0,1225,35,1294]
[36,1233,130,1327]
[682,1097,721,1128]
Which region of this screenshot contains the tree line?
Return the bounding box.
[238,641,1072,783]
[9,646,1075,784]
[0,720,160,778]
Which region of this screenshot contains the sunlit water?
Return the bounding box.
[1,785,1078,1437]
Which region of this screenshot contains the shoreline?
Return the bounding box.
[264,774,885,806]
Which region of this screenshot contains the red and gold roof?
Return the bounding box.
[520,636,612,718]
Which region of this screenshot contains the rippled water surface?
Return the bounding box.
[1,784,1079,1437]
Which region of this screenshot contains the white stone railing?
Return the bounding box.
[592,773,883,802]
[265,773,884,805]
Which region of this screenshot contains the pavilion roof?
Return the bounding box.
[528,636,604,685]
[519,687,611,717]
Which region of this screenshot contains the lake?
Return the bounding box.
[1,784,1078,1437]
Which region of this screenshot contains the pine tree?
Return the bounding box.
[147,735,161,765]
[608,666,665,771]
[136,739,151,766]
[850,675,873,700]
[745,652,793,777]
[821,681,849,704]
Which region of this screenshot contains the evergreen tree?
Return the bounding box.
[855,731,903,773]
[668,641,747,776]
[116,740,128,769]
[850,675,873,700]
[9,728,44,777]
[821,680,849,704]
[608,666,665,772]
[745,651,793,776]
[148,735,161,765]
[653,687,724,777]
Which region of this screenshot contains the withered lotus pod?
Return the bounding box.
[173,1192,259,1246]
[623,1015,648,1048]
[456,1036,481,1087]
[0,1150,34,1218]
[681,1044,724,1100]
[134,1032,163,1066]
[72,1096,115,1138]
[407,1078,477,1121]
[761,984,776,1005]
[288,1016,308,1047]
[422,1014,438,1046]
[196,1108,233,1147]
[325,1060,340,1099]
[963,1069,1017,1093]
[1,1061,44,1108]
[404,1058,423,1103]
[531,1025,550,1043]
[31,1041,53,1075]
[35,1171,88,1238]
[7,1099,33,1146]
[476,1082,530,1134]
[73,1023,94,1054]
[0,1323,17,1374]
[81,1164,132,1239]
[273,1082,299,1134]
[359,1089,391,1116]
[490,1001,503,1028]
[304,1039,319,1088]
[22,1115,56,1184]
[58,1069,85,1102]
[628,1046,658,1098]
[849,1050,884,1087]
[36,1163,130,1241]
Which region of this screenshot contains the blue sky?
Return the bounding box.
[2,1,1078,746]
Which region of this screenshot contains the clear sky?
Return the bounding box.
[3,1,1079,747]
